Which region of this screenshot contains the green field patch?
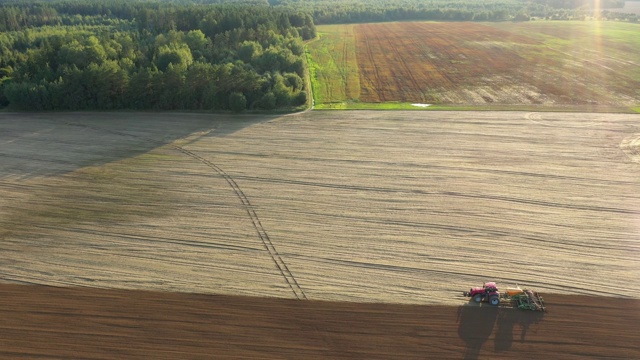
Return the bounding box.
[307,25,360,105]
[135,152,179,162]
[316,101,440,110]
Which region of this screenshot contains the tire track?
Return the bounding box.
[341,26,349,97]
[387,27,424,103]
[171,146,307,300]
[62,121,307,300]
[358,24,384,102]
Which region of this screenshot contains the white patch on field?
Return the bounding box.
[411,103,431,107]
[620,133,640,163]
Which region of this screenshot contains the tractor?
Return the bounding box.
[462,282,546,311]
[462,281,501,306]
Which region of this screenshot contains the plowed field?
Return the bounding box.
[310,21,640,109]
[1,284,639,359]
[355,22,539,104]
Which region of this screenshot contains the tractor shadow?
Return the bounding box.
[457,300,545,359]
[457,301,498,360]
[494,307,545,352]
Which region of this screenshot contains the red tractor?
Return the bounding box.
[463,281,501,306]
[462,282,546,311]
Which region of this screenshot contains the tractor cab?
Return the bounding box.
[482,282,498,293]
[467,282,498,296]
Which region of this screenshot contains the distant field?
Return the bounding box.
[308,21,640,111]
[608,1,640,15]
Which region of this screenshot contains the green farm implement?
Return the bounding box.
[507,289,546,311]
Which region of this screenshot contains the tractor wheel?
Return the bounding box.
[489,295,500,306]
[473,294,483,303]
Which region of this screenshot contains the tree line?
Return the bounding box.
[268,0,630,24]
[0,0,315,111]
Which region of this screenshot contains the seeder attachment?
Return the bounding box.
[511,289,545,312]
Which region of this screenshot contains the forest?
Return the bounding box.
[0,1,315,111]
[0,0,634,112]
[276,0,631,24]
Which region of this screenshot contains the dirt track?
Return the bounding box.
[1,283,638,359]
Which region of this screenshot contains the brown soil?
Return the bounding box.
[352,22,640,106]
[354,22,537,103]
[1,283,638,359]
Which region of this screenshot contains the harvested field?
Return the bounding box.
[1,284,639,359]
[1,111,639,303]
[309,21,640,109]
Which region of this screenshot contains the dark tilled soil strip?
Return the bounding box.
[0,284,637,359]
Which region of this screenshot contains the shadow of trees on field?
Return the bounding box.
[457,301,544,360]
[0,112,278,179]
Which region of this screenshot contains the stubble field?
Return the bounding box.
[1,111,639,358]
[308,21,640,110]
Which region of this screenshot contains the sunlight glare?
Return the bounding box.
[591,0,603,62]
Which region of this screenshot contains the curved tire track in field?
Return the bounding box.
[357,24,384,102]
[62,121,307,300]
[171,146,307,300]
[385,27,424,103]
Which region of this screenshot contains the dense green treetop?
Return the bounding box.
[0,0,315,111]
